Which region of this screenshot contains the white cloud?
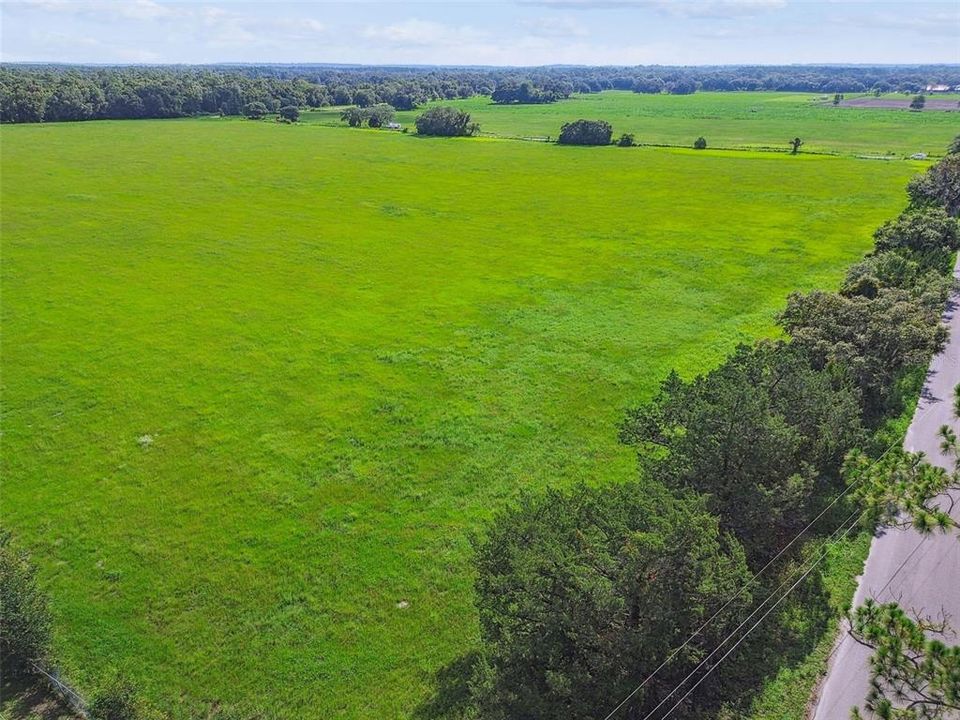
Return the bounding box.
[362,19,486,47]
[523,14,589,37]
[15,0,176,21]
[114,0,173,21]
[651,0,787,18]
[850,9,960,36]
[520,0,788,19]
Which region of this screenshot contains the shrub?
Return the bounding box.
[365,103,396,128]
[557,119,613,146]
[277,105,299,122]
[0,530,51,676]
[242,101,267,120]
[340,106,365,127]
[414,107,478,137]
[694,136,707,150]
[616,133,635,147]
[89,672,161,720]
[949,134,960,155]
[841,252,921,298]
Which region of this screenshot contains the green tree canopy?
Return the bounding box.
[908,154,960,217]
[365,103,396,128]
[620,342,864,561]
[340,105,365,127]
[873,207,960,273]
[850,600,960,720]
[558,119,613,146]
[277,105,299,122]
[414,106,478,137]
[778,279,951,420]
[242,101,268,120]
[472,480,751,720]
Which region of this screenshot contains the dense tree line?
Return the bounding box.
[465,140,960,719]
[491,79,573,105]
[3,63,959,123]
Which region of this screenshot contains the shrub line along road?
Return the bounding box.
[811,254,960,719]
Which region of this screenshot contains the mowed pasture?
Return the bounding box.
[305,90,960,156]
[2,119,924,717]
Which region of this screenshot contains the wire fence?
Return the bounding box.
[29,660,89,718]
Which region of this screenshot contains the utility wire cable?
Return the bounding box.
[655,511,864,720]
[636,504,863,720]
[598,404,938,720]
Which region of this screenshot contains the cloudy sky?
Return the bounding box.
[1,0,958,66]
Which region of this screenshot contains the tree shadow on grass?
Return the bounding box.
[412,651,481,720]
[0,672,77,720]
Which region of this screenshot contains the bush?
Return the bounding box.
[841,252,921,298]
[472,481,751,719]
[414,107,478,137]
[558,119,612,146]
[694,136,707,149]
[89,672,161,720]
[0,530,51,676]
[365,103,396,128]
[277,105,299,122]
[340,106,364,127]
[242,101,267,120]
[616,133,635,147]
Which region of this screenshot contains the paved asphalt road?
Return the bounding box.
[811,256,960,719]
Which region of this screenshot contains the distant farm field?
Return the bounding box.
[2,119,924,718]
[305,90,960,156]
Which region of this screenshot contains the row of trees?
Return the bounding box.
[3,64,959,123]
[463,143,960,718]
[491,80,573,105]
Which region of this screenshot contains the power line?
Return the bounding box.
[599,480,863,720]
[655,511,864,720]
[636,505,863,720]
[599,405,937,720]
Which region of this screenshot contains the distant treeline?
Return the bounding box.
[2,63,960,124]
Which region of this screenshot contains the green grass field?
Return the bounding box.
[2,118,925,718]
[304,91,959,156]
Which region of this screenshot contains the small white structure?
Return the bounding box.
[386,122,402,130]
[911,152,928,160]
[925,84,951,93]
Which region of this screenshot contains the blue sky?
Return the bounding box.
[2,1,958,66]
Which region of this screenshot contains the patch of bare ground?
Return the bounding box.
[0,676,78,720]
